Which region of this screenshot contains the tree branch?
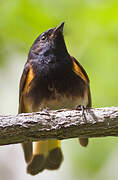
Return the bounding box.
[0,107,118,146]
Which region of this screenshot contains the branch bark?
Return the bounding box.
[0,107,118,146]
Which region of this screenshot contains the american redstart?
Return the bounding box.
[18,22,91,175]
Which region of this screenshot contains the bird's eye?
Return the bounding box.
[41,35,46,41]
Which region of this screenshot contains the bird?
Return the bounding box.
[18,22,91,175]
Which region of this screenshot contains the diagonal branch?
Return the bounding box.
[0,107,118,146]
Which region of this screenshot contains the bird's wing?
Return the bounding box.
[71,56,91,107]
[71,56,89,84]
[18,62,34,163]
[18,62,34,113]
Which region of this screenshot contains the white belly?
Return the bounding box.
[24,88,89,112]
[39,90,88,110]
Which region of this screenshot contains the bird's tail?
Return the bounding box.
[27,140,63,175]
[22,142,33,163]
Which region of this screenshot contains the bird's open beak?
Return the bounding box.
[53,22,65,34]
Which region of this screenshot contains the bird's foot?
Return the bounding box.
[76,105,87,123]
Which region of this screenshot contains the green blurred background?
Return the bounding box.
[0,0,118,180]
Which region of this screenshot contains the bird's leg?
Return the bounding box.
[44,107,51,116]
[40,107,50,116]
[76,105,87,123]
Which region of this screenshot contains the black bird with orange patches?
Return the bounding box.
[18,22,92,175]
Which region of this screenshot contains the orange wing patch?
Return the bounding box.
[24,66,34,94]
[72,58,88,84]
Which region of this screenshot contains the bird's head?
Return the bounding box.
[28,22,68,60]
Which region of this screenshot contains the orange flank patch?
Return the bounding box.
[72,58,88,84]
[24,66,34,93]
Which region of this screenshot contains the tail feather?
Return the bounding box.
[22,142,32,163]
[27,140,63,175]
[27,154,45,175]
[45,147,63,170]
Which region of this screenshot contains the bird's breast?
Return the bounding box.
[23,60,89,112]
